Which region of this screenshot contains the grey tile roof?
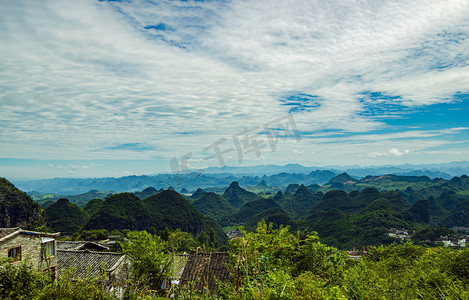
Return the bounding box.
[0,227,59,242]
[0,227,19,240]
[179,252,231,292]
[57,241,109,251]
[168,254,189,280]
[57,249,126,280]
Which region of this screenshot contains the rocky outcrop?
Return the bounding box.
[0,177,44,228]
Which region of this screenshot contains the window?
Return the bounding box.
[8,246,21,262]
[42,241,55,258]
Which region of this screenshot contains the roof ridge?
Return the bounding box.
[0,227,21,242]
[107,255,128,273]
[57,249,124,255]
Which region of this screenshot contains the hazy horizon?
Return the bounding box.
[3,160,469,181]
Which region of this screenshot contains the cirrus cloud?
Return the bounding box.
[0,0,468,178]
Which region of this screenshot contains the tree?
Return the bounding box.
[197,231,208,248]
[167,229,198,252]
[209,228,215,248]
[121,231,171,291]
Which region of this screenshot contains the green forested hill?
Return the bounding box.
[0,177,44,228]
[442,200,469,227]
[83,198,104,219]
[235,198,281,222]
[222,181,260,209]
[144,190,228,245]
[192,192,235,226]
[133,186,159,200]
[190,188,206,200]
[255,179,269,190]
[405,199,430,223]
[312,189,352,213]
[243,207,294,231]
[326,172,356,185]
[4,173,469,251]
[281,184,322,216]
[144,190,206,234]
[314,188,390,215]
[273,190,286,202]
[45,198,87,234]
[284,183,300,196]
[83,190,228,245]
[85,193,152,231]
[300,188,427,249]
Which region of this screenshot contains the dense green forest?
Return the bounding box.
[3,174,469,249]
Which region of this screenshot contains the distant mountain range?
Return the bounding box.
[198,162,469,177]
[9,162,469,195]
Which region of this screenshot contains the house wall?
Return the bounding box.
[0,233,57,273]
[107,257,131,287]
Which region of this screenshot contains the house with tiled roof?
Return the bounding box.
[161,253,189,289]
[179,251,231,293]
[56,241,109,251]
[0,227,60,278]
[57,249,130,288]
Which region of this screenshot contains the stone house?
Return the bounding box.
[0,227,60,278]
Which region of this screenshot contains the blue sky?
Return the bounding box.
[1,0,468,179]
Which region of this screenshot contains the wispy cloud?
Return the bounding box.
[370,148,410,158]
[1,0,468,177]
[105,143,156,152]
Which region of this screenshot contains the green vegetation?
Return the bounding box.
[235,198,280,223]
[133,186,160,200]
[243,207,295,232]
[0,258,116,300]
[83,190,228,246]
[0,177,44,228]
[222,181,260,209]
[300,188,428,249]
[45,198,87,234]
[190,187,206,200]
[280,184,322,216]
[85,192,151,231]
[32,190,113,208]
[192,192,235,226]
[121,231,172,292]
[3,220,469,299]
[83,198,104,219]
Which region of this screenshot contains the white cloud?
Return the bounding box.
[369,152,388,158]
[389,148,410,157]
[292,149,305,155]
[0,0,468,177]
